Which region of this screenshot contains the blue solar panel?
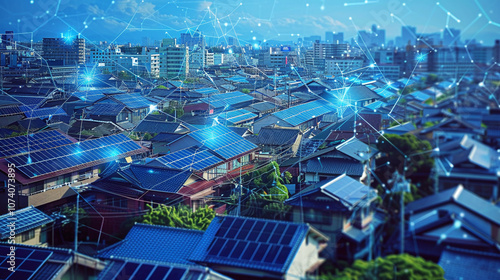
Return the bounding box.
[0,247,52,280]
[110,92,154,109]
[200,91,253,109]
[188,125,257,159]
[206,216,303,269]
[156,146,223,171]
[195,87,219,95]
[273,100,337,127]
[219,109,258,125]
[0,105,22,116]
[86,102,125,116]
[5,134,143,178]
[72,89,124,102]
[0,130,74,158]
[20,106,67,119]
[96,260,205,280]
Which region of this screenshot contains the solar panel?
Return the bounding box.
[188,126,257,160]
[20,105,67,119]
[0,130,74,158]
[219,109,258,125]
[200,91,253,109]
[0,247,52,280]
[111,92,154,109]
[97,261,203,280]
[5,134,143,179]
[156,146,223,171]
[206,217,304,270]
[273,100,337,127]
[0,105,22,116]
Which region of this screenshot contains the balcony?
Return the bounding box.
[18,177,98,208]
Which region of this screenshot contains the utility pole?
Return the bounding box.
[74,191,79,253]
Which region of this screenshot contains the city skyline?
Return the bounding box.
[1,0,499,46]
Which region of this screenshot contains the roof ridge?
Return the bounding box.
[134,223,205,233]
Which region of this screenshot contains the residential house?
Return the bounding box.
[251,127,302,161]
[253,100,337,134]
[0,206,54,246]
[285,174,381,260]
[184,91,254,116]
[98,217,328,279]
[433,135,499,200]
[0,243,105,279]
[401,185,500,261]
[0,131,148,214]
[438,247,500,280]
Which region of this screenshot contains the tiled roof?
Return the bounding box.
[133,120,182,134]
[256,127,300,146]
[189,215,310,274]
[406,186,500,226]
[119,164,192,193]
[305,157,364,177]
[0,206,54,239]
[439,247,500,280]
[98,223,204,264]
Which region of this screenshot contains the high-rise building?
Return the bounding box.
[493,40,500,64]
[443,28,461,46]
[159,38,189,79]
[332,32,344,44]
[42,36,85,65]
[1,31,14,47]
[180,31,204,50]
[313,41,350,59]
[401,26,416,46]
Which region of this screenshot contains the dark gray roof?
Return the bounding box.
[256,127,300,146]
[439,247,500,280]
[134,120,182,134]
[305,157,364,177]
[406,186,500,226]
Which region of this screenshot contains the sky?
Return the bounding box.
[1,0,499,46]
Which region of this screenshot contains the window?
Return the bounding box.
[22,230,35,242]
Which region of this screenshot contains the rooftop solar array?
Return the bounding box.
[86,102,126,116]
[97,260,210,280]
[20,105,67,119]
[156,146,223,171]
[225,75,249,83]
[0,246,52,280]
[194,87,219,95]
[218,109,258,125]
[5,134,143,179]
[0,105,22,116]
[110,92,154,109]
[188,125,257,159]
[321,174,372,207]
[200,91,253,109]
[72,89,125,102]
[192,216,308,273]
[273,100,337,126]
[0,206,54,239]
[0,130,74,158]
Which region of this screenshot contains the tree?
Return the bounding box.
[321,254,445,280]
[376,134,434,198]
[163,105,184,118]
[241,88,251,94]
[242,161,292,219]
[60,204,89,242]
[142,204,215,231]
